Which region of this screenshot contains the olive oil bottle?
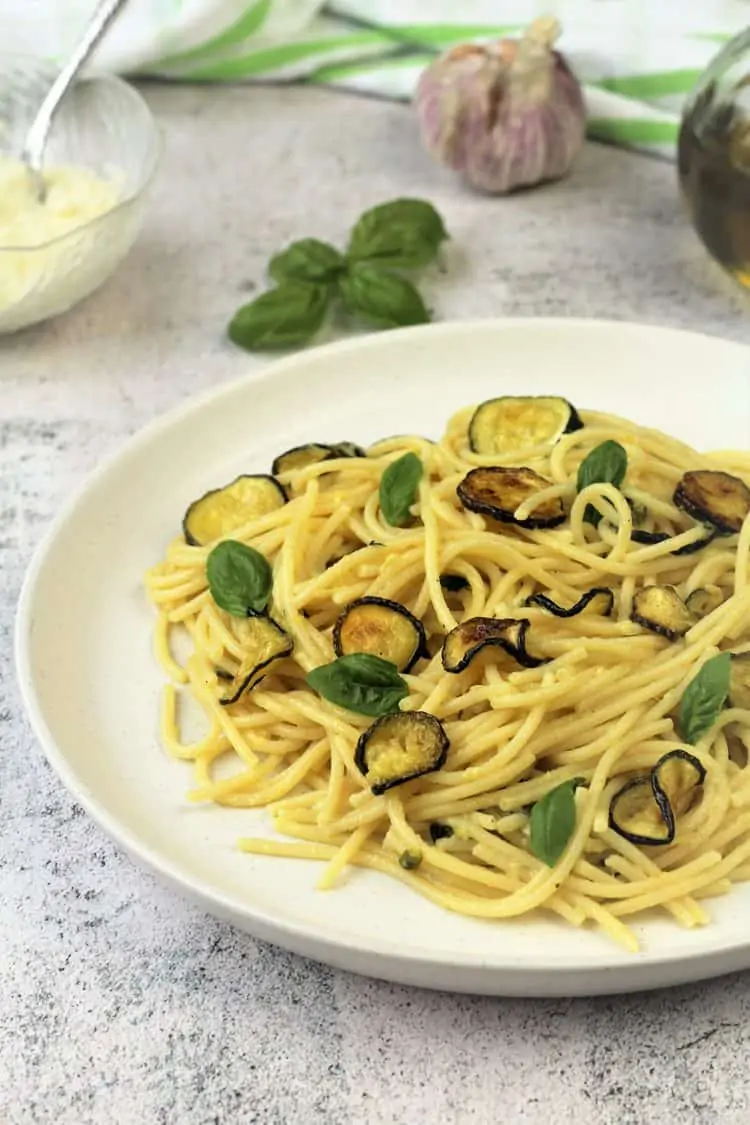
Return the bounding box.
[678,29,750,290]
[679,90,750,287]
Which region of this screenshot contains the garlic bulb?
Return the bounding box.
[415,17,586,194]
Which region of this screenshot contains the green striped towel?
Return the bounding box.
[3,1,746,157]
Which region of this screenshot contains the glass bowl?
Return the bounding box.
[0,58,160,333]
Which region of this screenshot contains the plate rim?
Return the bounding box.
[15,316,750,996]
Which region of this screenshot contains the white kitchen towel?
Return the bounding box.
[1,1,748,156]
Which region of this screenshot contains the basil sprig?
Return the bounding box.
[306,653,408,716]
[269,239,345,284]
[576,440,628,527]
[677,652,731,744]
[380,452,423,527]
[347,198,448,268]
[529,778,584,867]
[229,281,329,351]
[228,197,447,353]
[206,540,272,616]
[340,267,429,329]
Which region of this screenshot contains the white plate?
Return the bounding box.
[16,318,750,997]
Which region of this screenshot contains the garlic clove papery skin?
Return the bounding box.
[415,17,586,195]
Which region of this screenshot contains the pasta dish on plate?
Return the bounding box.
[145,394,750,950]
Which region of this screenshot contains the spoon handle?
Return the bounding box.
[22,0,130,187]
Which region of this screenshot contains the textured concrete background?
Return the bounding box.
[3,84,750,1125]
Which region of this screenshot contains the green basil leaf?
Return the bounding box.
[529,778,584,867]
[677,652,731,744]
[228,281,330,351]
[347,226,439,270]
[206,540,272,617]
[269,239,345,284]
[380,451,423,527]
[348,198,448,267]
[306,653,408,716]
[340,267,430,330]
[576,439,628,527]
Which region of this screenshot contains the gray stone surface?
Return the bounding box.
[2,82,750,1125]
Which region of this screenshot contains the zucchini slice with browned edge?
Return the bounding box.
[330,441,366,459]
[457,466,565,529]
[630,528,716,555]
[333,596,425,673]
[183,474,288,546]
[685,587,724,619]
[272,441,366,476]
[654,749,706,817]
[630,585,694,641]
[524,587,614,618]
[729,653,750,710]
[355,710,449,795]
[468,396,582,456]
[272,443,335,475]
[673,470,750,534]
[609,749,705,846]
[442,617,546,673]
[608,776,674,845]
[219,615,293,704]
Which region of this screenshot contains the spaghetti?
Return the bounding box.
[145,400,750,950]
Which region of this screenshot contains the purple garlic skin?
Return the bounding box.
[415,20,586,194]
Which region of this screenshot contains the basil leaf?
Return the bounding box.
[529,778,585,867]
[677,652,731,744]
[348,198,448,267]
[347,226,439,270]
[380,452,423,527]
[206,540,272,617]
[306,653,408,716]
[340,267,430,330]
[576,440,628,527]
[269,239,345,284]
[228,281,330,351]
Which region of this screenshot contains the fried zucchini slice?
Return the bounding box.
[468,395,582,456]
[653,749,706,817]
[685,587,724,618]
[524,587,614,618]
[608,749,705,846]
[355,710,449,795]
[608,776,674,845]
[183,474,287,546]
[630,528,716,555]
[330,441,366,459]
[333,596,425,673]
[630,585,694,641]
[729,653,750,710]
[272,441,366,475]
[442,616,545,673]
[271,443,334,475]
[219,615,293,704]
[457,467,565,529]
[674,470,750,534]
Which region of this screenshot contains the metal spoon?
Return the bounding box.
[20,0,130,202]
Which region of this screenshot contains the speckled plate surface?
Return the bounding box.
[15,318,750,997]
